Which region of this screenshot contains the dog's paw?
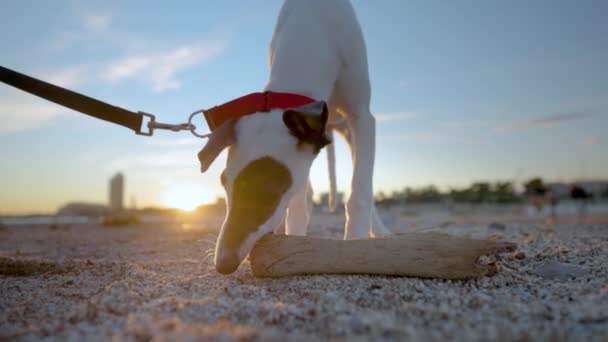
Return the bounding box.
[370,225,393,238]
[343,226,369,240]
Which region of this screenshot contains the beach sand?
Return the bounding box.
[1,207,607,341]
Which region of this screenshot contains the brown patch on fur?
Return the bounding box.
[221,157,292,256]
[283,103,330,153]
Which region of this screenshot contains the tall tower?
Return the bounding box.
[109,173,124,212]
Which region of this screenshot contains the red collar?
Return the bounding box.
[204,91,316,131]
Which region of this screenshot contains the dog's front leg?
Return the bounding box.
[343,112,376,239]
[285,180,313,236]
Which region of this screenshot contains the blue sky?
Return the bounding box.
[1,0,607,214]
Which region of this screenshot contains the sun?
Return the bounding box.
[162,184,214,211]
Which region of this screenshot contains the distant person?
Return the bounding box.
[531,187,547,214]
[546,190,558,219]
[570,185,590,218]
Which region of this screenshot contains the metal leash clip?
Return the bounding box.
[187,109,212,139]
[137,111,203,137]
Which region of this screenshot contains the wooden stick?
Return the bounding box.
[248,232,516,279]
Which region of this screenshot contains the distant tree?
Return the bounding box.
[570,185,590,200]
[317,192,329,207]
[570,184,591,216]
[597,184,608,199]
[405,185,442,203]
[524,177,548,212]
[449,188,472,203]
[375,181,523,206]
[524,178,546,196]
[470,182,491,203]
[375,191,398,207]
[316,192,345,208]
[375,191,387,202]
[493,181,519,203]
[390,189,407,204]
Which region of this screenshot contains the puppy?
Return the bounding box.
[198,0,391,274]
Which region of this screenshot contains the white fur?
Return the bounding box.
[215,110,318,267]
[265,0,391,238]
[213,0,392,273]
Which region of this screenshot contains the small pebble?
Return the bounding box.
[488,222,506,230]
[532,260,590,281]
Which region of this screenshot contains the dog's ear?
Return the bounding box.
[198,120,237,172]
[282,101,331,152]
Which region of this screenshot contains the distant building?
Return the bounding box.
[109,173,124,212]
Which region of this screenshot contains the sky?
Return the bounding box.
[1,0,607,214]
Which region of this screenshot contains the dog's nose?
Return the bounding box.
[215,254,241,275]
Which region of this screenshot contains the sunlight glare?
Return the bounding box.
[162,184,213,211]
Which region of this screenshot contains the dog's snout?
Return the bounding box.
[215,253,241,275]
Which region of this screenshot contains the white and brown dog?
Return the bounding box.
[198,0,392,274]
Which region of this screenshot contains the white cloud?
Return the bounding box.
[102,41,226,92]
[80,12,112,33]
[497,112,591,132]
[144,137,202,147]
[104,56,152,80]
[106,151,200,172]
[583,135,602,145]
[0,92,65,133]
[3,5,229,134]
[41,66,87,88]
[49,10,113,51]
[375,111,417,122]
[440,119,491,130]
[0,66,87,133]
[381,131,473,144]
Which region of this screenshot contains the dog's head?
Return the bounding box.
[198,101,330,274]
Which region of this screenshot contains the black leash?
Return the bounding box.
[0,65,201,136]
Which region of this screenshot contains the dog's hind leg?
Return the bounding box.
[371,205,392,237]
[285,180,313,236]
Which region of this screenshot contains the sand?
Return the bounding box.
[0,208,607,341]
